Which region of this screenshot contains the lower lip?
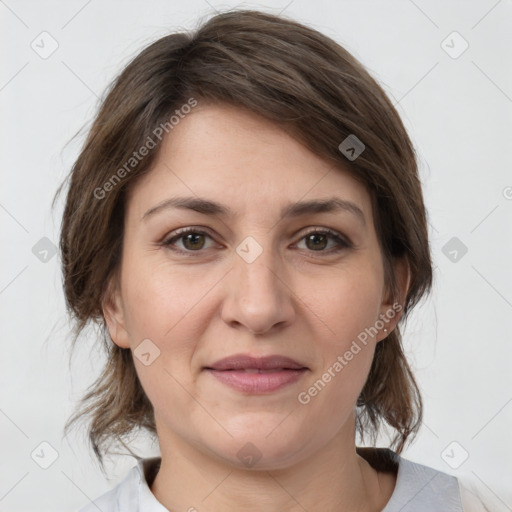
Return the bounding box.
[205,369,307,393]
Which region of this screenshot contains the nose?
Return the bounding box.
[220,244,296,335]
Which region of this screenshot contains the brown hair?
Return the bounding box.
[56,9,432,471]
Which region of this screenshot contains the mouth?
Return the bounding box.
[203,354,309,393]
[205,354,307,371]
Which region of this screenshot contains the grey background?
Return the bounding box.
[1,0,511,510]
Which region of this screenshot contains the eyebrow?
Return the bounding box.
[142,196,366,226]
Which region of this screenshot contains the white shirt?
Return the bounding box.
[74,448,490,511]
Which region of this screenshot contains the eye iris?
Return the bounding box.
[183,233,205,250]
[306,233,328,251]
[172,231,338,252]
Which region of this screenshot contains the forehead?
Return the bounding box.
[126,103,373,224]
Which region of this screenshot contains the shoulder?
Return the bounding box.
[76,459,147,512]
[457,475,494,512]
[356,447,492,512]
[367,449,491,512]
[383,454,463,511]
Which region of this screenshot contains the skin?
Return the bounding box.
[104,103,409,512]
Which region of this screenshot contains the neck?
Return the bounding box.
[150,418,395,512]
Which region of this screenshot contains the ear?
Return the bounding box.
[376,257,410,342]
[102,277,130,349]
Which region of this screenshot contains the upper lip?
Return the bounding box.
[205,354,308,371]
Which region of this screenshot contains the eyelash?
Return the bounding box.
[161,227,352,256]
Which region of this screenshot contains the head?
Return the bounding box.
[57,9,432,471]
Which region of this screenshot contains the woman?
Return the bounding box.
[58,9,488,512]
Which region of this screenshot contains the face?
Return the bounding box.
[105,103,407,470]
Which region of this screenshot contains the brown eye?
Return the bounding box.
[163,228,215,253]
[181,232,206,250]
[297,229,351,253]
[304,233,329,251]
[162,227,350,256]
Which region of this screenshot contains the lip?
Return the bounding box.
[206,354,307,371]
[203,354,309,394]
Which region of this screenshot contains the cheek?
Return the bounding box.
[119,254,224,407]
[298,322,376,437]
[297,265,381,411]
[119,258,207,418]
[120,253,216,342]
[303,263,383,344]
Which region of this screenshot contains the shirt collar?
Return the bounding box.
[130,448,461,512]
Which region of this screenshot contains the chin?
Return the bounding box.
[201,427,310,471]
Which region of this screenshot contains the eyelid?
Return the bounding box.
[162,226,219,252]
[161,226,352,254]
[298,227,351,247]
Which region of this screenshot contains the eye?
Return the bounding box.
[161,227,351,256]
[295,228,351,253]
[162,227,216,253]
